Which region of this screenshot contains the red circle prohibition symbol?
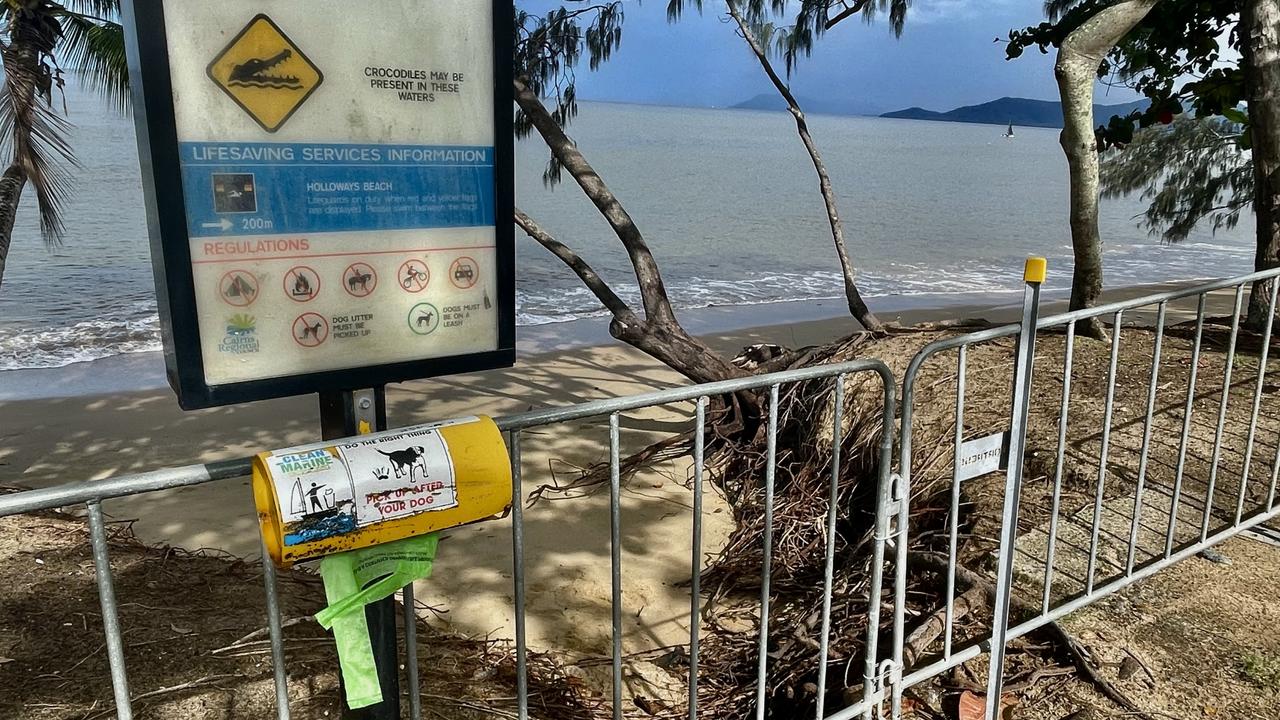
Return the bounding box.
[284,265,321,302]
[398,259,431,293]
[449,256,479,289]
[292,313,329,347]
[218,269,259,307]
[343,262,378,298]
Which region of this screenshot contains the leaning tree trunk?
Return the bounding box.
[0,164,26,290]
[724,2,884,333]
[1245,0,1280,331]
[513,77,747,386]
[1055,0,1160,338]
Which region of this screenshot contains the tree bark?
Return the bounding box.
[1055,0,1160,338]
[1245,0,1280,331]
[724,1,884,333]
[0,164,26,291]
[512,80,748,385]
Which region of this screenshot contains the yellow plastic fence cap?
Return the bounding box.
[1024,257,1047,283]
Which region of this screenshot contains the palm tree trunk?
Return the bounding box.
[724,2,884,333]
[0,164,27,291]
[1055,0,1160,339]
[1245,0,1280,331]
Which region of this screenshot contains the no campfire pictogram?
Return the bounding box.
[284,266,321,302]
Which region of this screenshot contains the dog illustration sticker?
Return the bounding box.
[337,427,459,525]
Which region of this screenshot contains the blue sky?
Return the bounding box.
[536,0,1144,113]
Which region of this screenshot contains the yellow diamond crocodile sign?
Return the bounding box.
[206,14,324,133]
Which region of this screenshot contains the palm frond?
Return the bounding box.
[57,12,128,114]
[0,44,79,248]
[56,0,120,23]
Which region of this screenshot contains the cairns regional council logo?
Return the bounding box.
[207,14,324,133]
[220,313,260,355]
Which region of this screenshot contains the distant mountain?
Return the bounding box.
[731,92,882,117]
[880,96,1149,129]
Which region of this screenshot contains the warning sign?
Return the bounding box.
[206,14,324,133]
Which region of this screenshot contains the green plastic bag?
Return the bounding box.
[316,533,439,709]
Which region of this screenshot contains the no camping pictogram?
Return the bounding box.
[206,14,324,133]
[293,313,328,348]
[219,269,259,307]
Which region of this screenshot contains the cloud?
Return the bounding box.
[910,0,1022,24]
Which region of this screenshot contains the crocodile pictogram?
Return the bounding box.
[228,49,303,90]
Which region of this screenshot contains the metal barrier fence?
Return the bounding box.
[3,266,1280,720]
[862,265,1280,720]
[0,358,897,720]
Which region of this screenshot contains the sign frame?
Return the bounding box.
[122,1,516,410]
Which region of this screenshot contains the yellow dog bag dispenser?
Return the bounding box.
[252,416,511,567]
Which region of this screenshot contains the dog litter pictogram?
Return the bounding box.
[343,262,377,298]
[284,266,320,302]
[407,303,440,336]
[219,270,259,307]
[206,14,324,133]
[292,312,328,347]
[399,259,430,293]
[450,257,478,289]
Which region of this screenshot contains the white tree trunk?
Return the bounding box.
[1246,0,1280,329]
[1055,0,1160,335]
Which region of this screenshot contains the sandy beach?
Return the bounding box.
[0,279,1262,696]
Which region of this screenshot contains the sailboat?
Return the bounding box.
[1003,120,1016,139]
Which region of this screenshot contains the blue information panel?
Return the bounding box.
[180,142,496,237]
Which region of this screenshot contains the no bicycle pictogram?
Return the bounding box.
[293,313,329,347]
[206,14,324,133]
[344,262,378,298]
[219,270,259,307]
[284,266,321,302]
[399,259,431,293]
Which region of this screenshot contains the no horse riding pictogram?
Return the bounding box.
[207,14,324,133]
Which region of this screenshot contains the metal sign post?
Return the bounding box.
[318,388,399,720]
[123,0,515,410]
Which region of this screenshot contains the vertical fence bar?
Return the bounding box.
[815,377,846,720]
[1203,285,1245,541]
[402,583,421,720]
[87,501,134,720]
[1235,279,1278,524]
[862,474,894,719]
[984,259,1043,719]
[756,385,780,720]
[690,398,707,720]
[1167,294,1206,557]
[1126,302,1167,575]
[1043,320,1075,612]
[609,414,624,720]
[509,429,529,720]
[944,348,967,660]
[261,537,292,720]
[1086,310,1124,594]
[890,472,911,718]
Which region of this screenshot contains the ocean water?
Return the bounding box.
[0,91,1255,371]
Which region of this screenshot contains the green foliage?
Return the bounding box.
[667,1,910,76]
[1241,651,1280,692]
[1006,0,1242,150]
[1100,116,1253,244]
[514,2,625,185]
[0,0,124,247]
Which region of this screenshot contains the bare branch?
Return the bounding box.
[514,207,637,323]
